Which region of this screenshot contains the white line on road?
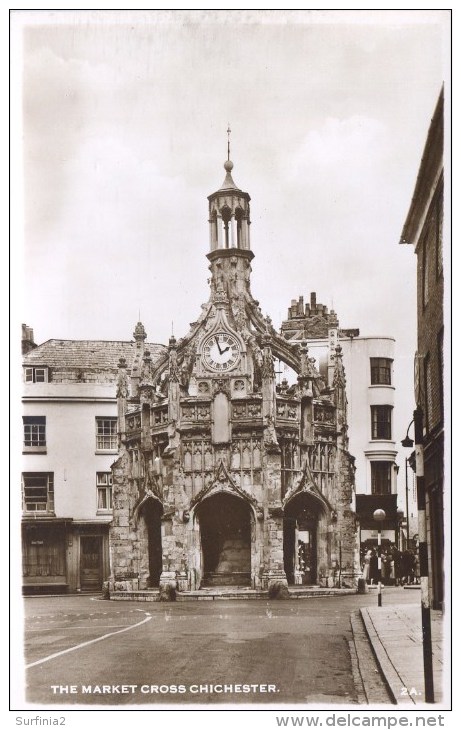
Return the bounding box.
[25,625,133,631]
[26,614,152,669]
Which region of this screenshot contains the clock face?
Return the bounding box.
[203,332,241,372]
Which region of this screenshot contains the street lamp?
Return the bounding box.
[401,419,414,550]
[396,509,404,550]
[373,508,386,607]
[401,410,434,703]
[403,458,411,548]
[401,418,414,448]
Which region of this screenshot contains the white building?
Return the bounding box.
[21,326,165,593]
[280,293,400,548]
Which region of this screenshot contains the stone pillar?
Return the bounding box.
[188,511,202,591]
[109,450,140,593]
[159,511,177,594]
[262,509,287,590]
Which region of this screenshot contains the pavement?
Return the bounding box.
[354,595,448,707]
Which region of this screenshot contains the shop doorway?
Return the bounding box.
[198,493,251,587]
[80,536,102,591]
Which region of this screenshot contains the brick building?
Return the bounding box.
[109,158,359,596]
[281,294,400,551]
[400,89,445,608]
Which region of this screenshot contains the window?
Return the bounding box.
[22,472,54,513]
[422,234,429,307]
[423,353,432,433]
[370,358,392,385]
[437,328,444,418]
[371,405,392,440]
[370,462,392,495]
[24,367,47,383]
[96,417,117,451]
[23,416,46,449]
[96,472,113,511]
[435,182,443,278]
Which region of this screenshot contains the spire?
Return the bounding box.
[218,123,240,191]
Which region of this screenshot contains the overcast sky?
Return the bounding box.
[12,8,449,485]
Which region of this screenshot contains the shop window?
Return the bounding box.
[22,529,65,578]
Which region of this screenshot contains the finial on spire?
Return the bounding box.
[227,124,231,161]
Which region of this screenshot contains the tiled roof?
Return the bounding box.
[23,340,167,371]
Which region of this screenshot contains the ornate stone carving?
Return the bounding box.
[168,336,181,383]
[261,345,275,379]
[248,402,262,417]
[179,347,194,393]
[164,419,180,454]
[282,461,334,515]
[314,405,335,424]
[264,414,280,452]
[212,378,231,397]
[190,459,263,520]
[116,357,130,398]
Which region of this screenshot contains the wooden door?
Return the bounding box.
[80,536,102,591]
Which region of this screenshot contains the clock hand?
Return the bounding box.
[215,337,224,355]
[221,346,231,355]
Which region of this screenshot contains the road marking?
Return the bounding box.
[26,614,152,669]
[25,625,132,631]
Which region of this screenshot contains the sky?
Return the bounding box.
[11,8,450,502]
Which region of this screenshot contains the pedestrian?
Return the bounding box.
[362,549,372,583]
[369,549,379,585]
[402,550,413,585]
[393,548,403,585]
[390,553,396,585]
[414,552,420,584]
[382,551,391,585]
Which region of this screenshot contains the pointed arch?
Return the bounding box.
[132,490,163,526]
[189,459,263,522]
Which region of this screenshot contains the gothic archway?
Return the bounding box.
[138,498,163,588]
[197,493,251,587]
[283,493,323,585]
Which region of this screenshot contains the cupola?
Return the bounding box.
[207,127,251,252]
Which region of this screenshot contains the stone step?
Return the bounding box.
[201,571,251,587]
[109,586,357,602]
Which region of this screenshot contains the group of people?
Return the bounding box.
[361,545,420,586]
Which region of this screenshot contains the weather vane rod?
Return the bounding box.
[227,123,231,161]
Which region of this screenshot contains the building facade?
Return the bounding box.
[21,331,165,593]
[109,159,359,596]
[400,89,445,609]
[281,295,399,550]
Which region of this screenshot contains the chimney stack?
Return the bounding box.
[22,324,37,355]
